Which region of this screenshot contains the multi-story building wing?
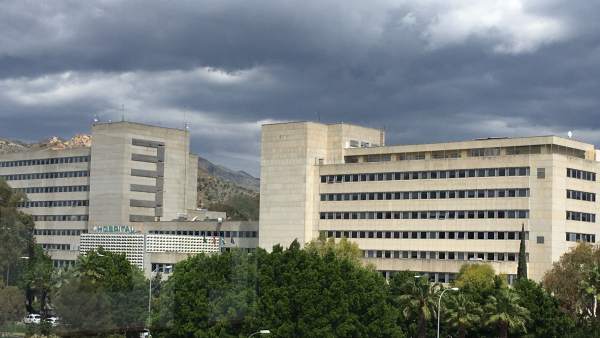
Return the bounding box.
[0,121,199,267]
[259,121,599,281]
[1,147,92,266]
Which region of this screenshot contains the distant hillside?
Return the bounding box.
[197,157,259,192]
[0,135,91,153]
[0,135,260,221]
[196,156,259,221]
[0,137,29,153]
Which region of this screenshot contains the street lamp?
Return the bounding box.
[437,287,459,338]
[248,329,271,337]
[5,256,30,287]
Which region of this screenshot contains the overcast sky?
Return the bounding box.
[1,0,599,176]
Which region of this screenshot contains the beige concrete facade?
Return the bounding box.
[259,122,382,250]
[259,121,600,282]
[0,121,199,267]
[89,121,197,225]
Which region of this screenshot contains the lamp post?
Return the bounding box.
[437,287,459,338]
[5,256,30,287]
[248,329,271,337]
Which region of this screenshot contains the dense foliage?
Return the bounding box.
[0,178,32,288]
[52,248,148,337]
[0,285,26,328]
[151,240,404,338]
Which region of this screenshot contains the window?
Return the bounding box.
[567,168,596,181]
[537,236,544,244]
[537,168,545,179]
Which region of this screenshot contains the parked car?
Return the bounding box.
[46,316,60,327]
[23,313,41,324]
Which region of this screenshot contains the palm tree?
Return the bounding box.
[445,293,482,338]
[398,276,440,338]
[485,288,530,338]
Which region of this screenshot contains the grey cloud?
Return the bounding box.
[1,0,600,176]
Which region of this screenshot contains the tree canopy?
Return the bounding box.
[152,240,404,338]
[52,248,148,337]
[0,178,33,287]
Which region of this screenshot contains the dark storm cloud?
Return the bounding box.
[1,0,600,175]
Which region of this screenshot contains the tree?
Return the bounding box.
[485,288,530,338]
[580,262,600,318]
[53,248,148,337]
[0,178,32,288]
[444,293,482,338]
[20,245,54,322]
[513,279,574,338]
[391,274,439,338]
[517,224,528,280]
[543,243,600,316]
[454,263,496,298]
[0,286,26,327]
[151,272,164,299]
[304,236,363,266]
[153,241,404,338]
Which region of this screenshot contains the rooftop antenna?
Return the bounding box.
[184,111,190,130]
[568,131,573,139]
[316,112,321,122]
[121,104,125,122]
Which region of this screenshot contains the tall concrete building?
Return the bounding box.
[0,121,199,267]
[260,121,600,282]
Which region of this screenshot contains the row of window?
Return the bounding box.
[16,200,89,208]
[382,271,458,284]
[322,167,530,183]
[1,170,89,181]
[222,247,257,253]
[567,168,596,181]
[566,189,596,202]
[34,229,87,236]
[363,250,526,262]
[566,211,596,223]
[348,144,586,164]
[52,259,76,268]
[361,147,508,162]
[381,271,519,285]
[148,230,258,238]
[0,156,90,168]
[15,185,89,194]
[320,209,530,220]
[321,188,529,202]
[566,232,596,243]
[31,215,89,222]
[41,243,71,251]
[322,230,528,240]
